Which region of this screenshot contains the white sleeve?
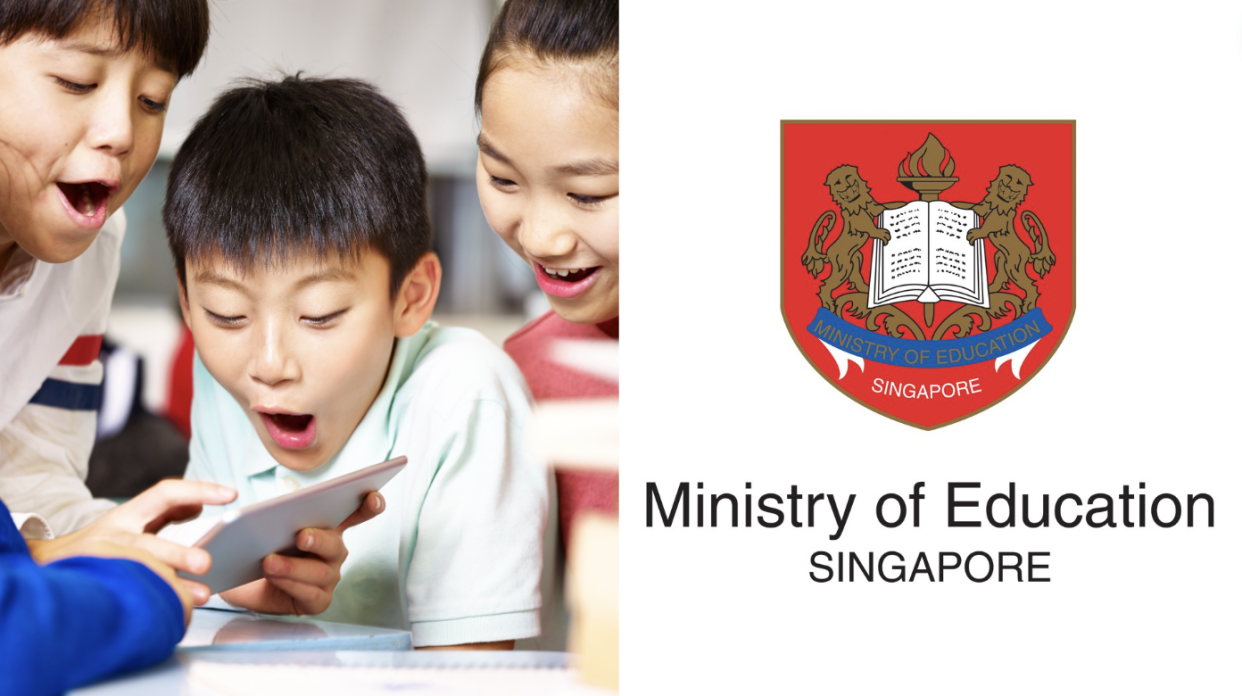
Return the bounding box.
[0,363,116,536]
[9,512,53,540]
[405,364,549,647]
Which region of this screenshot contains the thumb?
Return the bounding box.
[334,492,385,534]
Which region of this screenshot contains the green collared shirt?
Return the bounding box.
[186,324,548,645]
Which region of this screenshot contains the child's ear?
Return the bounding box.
[177,279,192,328]
[393,252,442,337]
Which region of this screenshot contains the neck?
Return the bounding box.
[0,240,16,274]
[597,316,619,339]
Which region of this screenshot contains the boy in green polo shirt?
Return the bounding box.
[167,74,547,647]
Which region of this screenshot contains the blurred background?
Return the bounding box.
[97,0,545,494]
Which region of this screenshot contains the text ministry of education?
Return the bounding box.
[645,481,1215,583]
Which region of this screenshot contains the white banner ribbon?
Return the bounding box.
[994,339,1041,380]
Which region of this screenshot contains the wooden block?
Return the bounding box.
[566,512,619,690]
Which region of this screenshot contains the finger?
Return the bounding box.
[146,503,207,532]
[263,553,338,589]
[219,578,294,615]
[168,579,196,624]
[178,579,212,605]
[334,492,385,534]
[117,480,237,530]
[296,528,345,564]
[266,576,332,615]
[130,535,213,576]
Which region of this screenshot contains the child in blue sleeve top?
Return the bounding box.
[0,497,185,696]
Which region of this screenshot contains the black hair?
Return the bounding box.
[164,74,431,298]
[475,0,618,112]
[0,0,210,77]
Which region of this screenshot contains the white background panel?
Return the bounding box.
[623,1,1240,692]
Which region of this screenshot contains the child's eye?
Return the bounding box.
[489,175,517,189]
[54,77,95,94]
[568,192,614,207]
[140,96,167,113]
[205,309,245,327]
[302,309,348,327]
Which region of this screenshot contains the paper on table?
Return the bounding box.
[186,662,605,696]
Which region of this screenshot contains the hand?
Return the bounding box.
[28,479,238,605]
[219,491,385,616]
[39,539,197,625]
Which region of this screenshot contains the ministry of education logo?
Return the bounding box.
[781,121,1075,429]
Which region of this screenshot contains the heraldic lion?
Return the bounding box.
[801,165,892,310]
[801,165,921,338]
[960,165,1055,315]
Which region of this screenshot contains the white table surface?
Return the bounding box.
[68,650,608,696]
[178,606,413,651]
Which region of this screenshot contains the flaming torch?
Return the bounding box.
[896,133,958,201]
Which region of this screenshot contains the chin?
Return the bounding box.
[548,289,618,326]
[24,229,98,264]
[264,440,331,473]
[548,301,611,325]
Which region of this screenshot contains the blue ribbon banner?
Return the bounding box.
[806,307,1054,369]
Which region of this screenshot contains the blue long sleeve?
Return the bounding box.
[0,500,185,696]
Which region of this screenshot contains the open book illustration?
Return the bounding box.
[868,201,989,308]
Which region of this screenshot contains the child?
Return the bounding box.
[0,0,229,691]
[474,0,619,549]
[0,0,210,535]
[168,75,548,648]
[0,4,370,690]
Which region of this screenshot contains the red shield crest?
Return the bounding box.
[781,121,1075,429]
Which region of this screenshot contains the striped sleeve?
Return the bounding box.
[0,334,115,536]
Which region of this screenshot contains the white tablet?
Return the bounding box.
[176,456,407,594]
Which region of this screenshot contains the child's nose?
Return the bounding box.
[87,88,135,157]
[519,201,576,258]
[249,320,300,386]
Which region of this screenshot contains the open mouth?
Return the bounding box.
[535,264,601,299]
[541,266,596,283]
[259,411,317,450]
[56,181,113,226]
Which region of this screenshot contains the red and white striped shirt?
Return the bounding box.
[0,211,127,536]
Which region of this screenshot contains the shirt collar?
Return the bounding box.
[243,431,279,478]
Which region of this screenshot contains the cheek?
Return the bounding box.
[477,187,524,253]
[113,120,162,210]
[579,212,620,266]
[0,111,60,182]
[319,314,395,406]
[191,326,246,386]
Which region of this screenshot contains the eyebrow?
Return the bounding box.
[194,271,250,295]
[195,268,354,292]
[50,39,175,75]
[294,268,354,290]
[557,158,619,177]
[477,133,511,167]
[478,133,619,177]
